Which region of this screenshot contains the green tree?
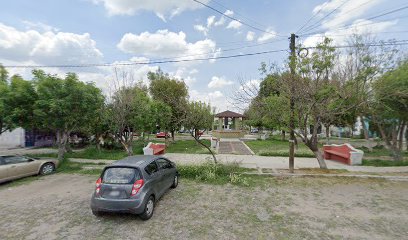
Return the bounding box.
[371,60,408,161]
[184,101,216,163]
[5,75,38,130]
[148,69,189,141]
[33,70,104,161]
[109,85,150,155]
[0,65,10,134]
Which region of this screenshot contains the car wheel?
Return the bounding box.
[39,163,55,175]
[171,175,178,188]
[92,209,103,217]
[139,196,155,221]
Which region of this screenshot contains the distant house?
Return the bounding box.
[213,110,245,138]
[0,128,55,149]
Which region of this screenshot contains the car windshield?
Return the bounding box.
[102,167,139,184]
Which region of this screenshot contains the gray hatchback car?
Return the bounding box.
[90,156,178,220]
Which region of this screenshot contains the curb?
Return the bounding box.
[240,172,408,181]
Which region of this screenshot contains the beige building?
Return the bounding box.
[213,111,245,138]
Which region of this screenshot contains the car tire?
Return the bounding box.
[171,175,178,188]
[39,163,55,175]
[139,195,155,221]
[92,209,103,217]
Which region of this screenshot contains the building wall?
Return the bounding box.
[0,128,25,149]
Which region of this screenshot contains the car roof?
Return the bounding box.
[109,155,166,168]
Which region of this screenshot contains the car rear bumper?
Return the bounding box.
[90,194,146,214]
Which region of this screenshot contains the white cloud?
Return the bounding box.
[239,79,261,90]
[311,0,383,30]
[208,76,233,89]
[93,0,210,20]
[0,22,102,65]
[224,10,234,16]
[194,24,208,36]
[170,67,197,87]
[214,16,226,26]
[246,31,255,41]
[257,27,277,42]
[302,19,398,47]
[190,89,227,111]
[21,20,59,32]
[227,20,242,29]
[117,29,219,64]
[207,15,216,28]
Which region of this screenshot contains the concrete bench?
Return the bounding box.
[156,132,170,138]
[323,143,363,165]
[143,142,166,155]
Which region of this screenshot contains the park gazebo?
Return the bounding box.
[212,110,245,138]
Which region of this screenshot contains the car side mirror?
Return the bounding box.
[28,158,35,162]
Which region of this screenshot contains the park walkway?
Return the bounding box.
[218,140,253,155]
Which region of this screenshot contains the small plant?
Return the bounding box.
[177,162,248,185]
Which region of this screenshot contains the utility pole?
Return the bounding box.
[288,33,297,173]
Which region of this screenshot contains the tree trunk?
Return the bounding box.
[56,130,69,161]
[66,142,73,153]
[171,130,175,142]
[325,125,330,145]
[95,133,101,151]
[376,121,402,161]
[121,141,133,156]
[306,142,328,169]
[313,148,327,169]
[281,130,286,141]
[191,133,217,164]
[360,116,372,152]
[398,121,405,152]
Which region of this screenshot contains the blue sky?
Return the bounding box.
[1,0,407,112]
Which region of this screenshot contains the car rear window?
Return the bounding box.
[102,167,140,184]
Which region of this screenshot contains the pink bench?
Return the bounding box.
[323,144,363,165]
[143,142,166,155]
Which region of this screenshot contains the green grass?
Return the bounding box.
[29,139,212,160]
[177,162,260,186]
[362,159,408,167]
[165,139,211,154]
[245,139,315,157]
[358,146,408,160]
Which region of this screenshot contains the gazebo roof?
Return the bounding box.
[215,110,245,118]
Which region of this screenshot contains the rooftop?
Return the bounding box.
[215,110,245,118]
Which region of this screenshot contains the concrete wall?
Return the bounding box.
[0,128,25,149]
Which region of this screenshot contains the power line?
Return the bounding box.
[296,2,325,34]
[191,0,285,37]
[304,41,408,50]
[209,0,268,29]
[300,16,408,37]
[299,0,373,34]
[301,4,408,36]
[299,0,351,34]
[300,30,408,38]
[3,49,289,69]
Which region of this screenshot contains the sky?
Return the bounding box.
[0,0,407,113]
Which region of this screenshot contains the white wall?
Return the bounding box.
[0,128,25,149]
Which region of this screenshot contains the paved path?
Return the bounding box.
[218,141,253,155]
[69,153,408,174]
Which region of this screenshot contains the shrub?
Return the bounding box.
[177,162,248,185]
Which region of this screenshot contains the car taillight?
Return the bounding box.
[95,178,102,195]
[131,179,144,196]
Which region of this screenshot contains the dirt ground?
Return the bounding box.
[0,174,407,240]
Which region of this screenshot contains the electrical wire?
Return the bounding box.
[300,4,408,36]
[191,0,285,37]
[209,0,269,29]
[299,0,351,34]
[2,49,289,69]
